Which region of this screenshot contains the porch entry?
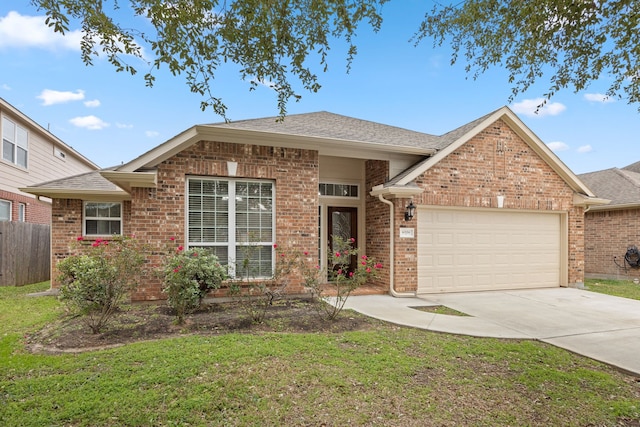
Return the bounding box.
[327,206,358,272]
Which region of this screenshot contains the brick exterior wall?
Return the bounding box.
[367,119,584,293]
[0,189,50,224]
[50,118,586,300]
[584,208,640,279]
[51,141,319,301]
[365,160,390,290]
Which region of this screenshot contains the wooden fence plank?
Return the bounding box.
[0,222,50,286]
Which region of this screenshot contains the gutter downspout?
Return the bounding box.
[378,194,416,298]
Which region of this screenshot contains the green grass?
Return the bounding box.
[585,278,640,301]
[1,283,639,426]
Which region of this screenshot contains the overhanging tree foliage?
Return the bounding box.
[31,0,640,116]
[32,0,387,119]
[415,0,640,109]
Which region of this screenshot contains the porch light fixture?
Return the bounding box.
[404,201,416,221]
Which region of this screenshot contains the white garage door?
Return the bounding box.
[417,208,562,294]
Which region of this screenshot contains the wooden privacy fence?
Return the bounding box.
[0,222,50,286]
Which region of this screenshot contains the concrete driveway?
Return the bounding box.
[341,288,640,376]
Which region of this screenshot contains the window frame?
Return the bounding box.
[2,116,28,168]
[18,203,25,222]
[0,199,11,221]
[82,201,123,237]
[319,182,360,199]
[186,177,276,279]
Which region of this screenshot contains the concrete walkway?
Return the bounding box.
[341,288,640,376]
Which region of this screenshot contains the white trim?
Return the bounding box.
[118,125,437,173]
[18,203,25,222]
[82,201,123,237]
[185,176,276,278]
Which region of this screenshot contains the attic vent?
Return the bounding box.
[54,147,66,160]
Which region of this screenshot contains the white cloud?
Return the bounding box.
[577,144,593,153]
[116,122,133,129]
[69,115,109,130]
[37,89,85,106]
[584,93,615,103]
[0,11,81,51]
[84,99,101,108]
[511,98,567,117]
[1,83,10,91]
[145,130,160,138]
[547,141,569,152]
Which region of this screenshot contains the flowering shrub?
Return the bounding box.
[57,236,146,334]
[299,236,382,320]
[162,243,227,324]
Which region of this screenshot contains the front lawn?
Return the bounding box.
[1,283,639,426]
[585,278,640,301]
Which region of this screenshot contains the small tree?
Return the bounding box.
[300,236,381,320]
[162,245,227,324]
[57,236,146,334]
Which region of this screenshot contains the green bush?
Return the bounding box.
[162,246,227,324]
[57,236,146,333]
[300,236,381,320]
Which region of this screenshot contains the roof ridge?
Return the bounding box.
[615,168,640,188]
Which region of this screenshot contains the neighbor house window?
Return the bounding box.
[83,202,122,236]
[18,203,25,222]
[187,178,275,278]
[0,200,10,221]
[2,117,28,168]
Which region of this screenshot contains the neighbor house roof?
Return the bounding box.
[22,107,603,205]
[578,164,640,210]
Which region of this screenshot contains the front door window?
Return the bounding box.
[328,206,358,272]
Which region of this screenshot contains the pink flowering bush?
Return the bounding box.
[57,236,146,334]
[298,236,382,320]
[162,243,227,324]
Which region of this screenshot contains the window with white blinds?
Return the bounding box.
[187,178,275,278]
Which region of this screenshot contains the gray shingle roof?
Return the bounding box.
[578,168,640,206]
[27,168,120,192]
[208,111,443,150]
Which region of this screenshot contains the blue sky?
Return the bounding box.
[1,1,638,173]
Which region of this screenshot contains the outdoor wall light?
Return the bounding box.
[405,201,416,221]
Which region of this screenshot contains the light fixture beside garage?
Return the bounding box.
[405,201,416,221]
[497,195,505,208]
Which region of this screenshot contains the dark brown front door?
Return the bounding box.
[328,206,358,272]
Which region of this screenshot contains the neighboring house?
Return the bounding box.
[1,97,99,223]
[579,162,640,279]
[23,106,604,301]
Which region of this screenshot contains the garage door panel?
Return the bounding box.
[418,208,561,293]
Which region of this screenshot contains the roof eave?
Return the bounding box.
[119,125,437,172]
[572,193,611,207]
[586,202,640,211]
[100,171,157,193]
[19,187,131,201]
[370,184,424,198]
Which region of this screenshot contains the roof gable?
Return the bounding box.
[119,111,442,172]
[386,106,595,197]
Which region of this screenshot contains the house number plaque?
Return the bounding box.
[399,228,415,238]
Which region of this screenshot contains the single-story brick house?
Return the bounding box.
[579,162,640,280]
[24,106,605,301]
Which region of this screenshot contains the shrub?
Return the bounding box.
[162,245,227,324]
[229,243,298,323]
[57,236,146,334]
[300,236,381,320]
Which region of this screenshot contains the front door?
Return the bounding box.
[327,206,358,272]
